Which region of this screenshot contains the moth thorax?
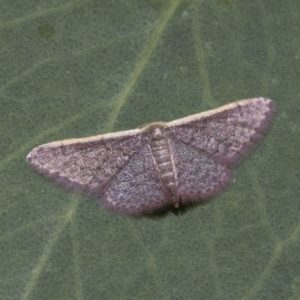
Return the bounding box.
[149,126,176,201]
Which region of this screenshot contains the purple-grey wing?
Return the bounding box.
[166,98,275,167]
[101,144,171,216]
[27,129,145,199]
[169,137,232,204]
[27,129,170,216]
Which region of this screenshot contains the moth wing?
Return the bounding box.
[27,129,146,199]
[166,98,275,167]
[101,144,171,216]
[169,138,232,204]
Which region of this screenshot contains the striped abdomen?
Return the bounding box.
[148,124,177,206]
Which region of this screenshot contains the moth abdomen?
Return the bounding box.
[148,125,177,204]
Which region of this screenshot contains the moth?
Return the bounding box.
[27,97,275,216]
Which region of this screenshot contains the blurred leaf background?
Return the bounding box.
[1,0,300,299]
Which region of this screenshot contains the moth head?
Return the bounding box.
[143,122,166,141]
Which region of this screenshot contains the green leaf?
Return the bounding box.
[1,0,299,299]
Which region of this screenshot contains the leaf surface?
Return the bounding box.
[1,0,299,299]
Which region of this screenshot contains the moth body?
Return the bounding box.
[147,123,178,207]
[27,97,275,216]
